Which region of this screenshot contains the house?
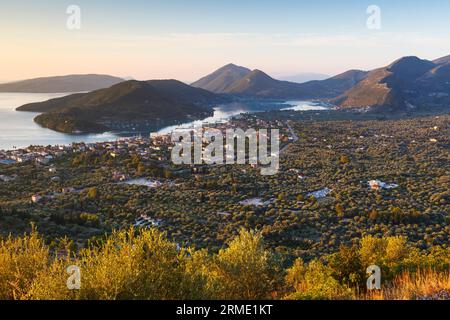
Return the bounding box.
[307,188,332,199]
[134,214,162,228]
[369,180,382,191]
[31,195,42,203]
[36,157,48,165]
[239,198,272,207]
[0,175,15,182]
[369,180,399,191]
[112,171,129,182]
[16,154,34,163]
[62,187,76,193]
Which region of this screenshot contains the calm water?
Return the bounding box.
[0,92,119,150]
[158,100,328,135]
[158,102,255,135]
[281,101,329,111]
[0,93,327,151]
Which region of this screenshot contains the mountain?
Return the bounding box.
[191,64,252,93]
[433,55,450,65]
[17,80,224,133]
[193,64,367,99]
[146,79,226,105]
[226,70,299,97]
[0,74,124,93]
[294,70,368,98]
[416,62,450,92]
[278,73,330,83]
[335,56,449,111]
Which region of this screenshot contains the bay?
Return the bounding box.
[0,93,327,151]
[0,92,118,150]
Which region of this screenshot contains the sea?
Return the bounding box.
[0,93,328,151]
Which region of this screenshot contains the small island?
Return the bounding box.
[17,80,225,134]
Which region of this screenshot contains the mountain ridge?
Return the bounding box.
[193,64,368,99]
[335,55,450,111]
[0,74,125,93]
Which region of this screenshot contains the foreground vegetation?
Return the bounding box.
[0,228,448,300]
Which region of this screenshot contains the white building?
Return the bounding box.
[31,195,42,203]
[369,180,399,191]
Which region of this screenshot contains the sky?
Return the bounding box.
[1,0,450,83]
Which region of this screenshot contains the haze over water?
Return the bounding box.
[0,93,117,150]
[0,93,327,151]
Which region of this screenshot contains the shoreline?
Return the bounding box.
[0,97,318,151]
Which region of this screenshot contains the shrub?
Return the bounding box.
[0,228,50,299]
[284,259,353,300]
[207,229,281,300]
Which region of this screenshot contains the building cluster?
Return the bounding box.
[0,134,176,167]
[0,145,68,165]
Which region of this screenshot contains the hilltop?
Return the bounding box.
[192,64,367,99]
[191,64,252,93]
[17,80,225,133]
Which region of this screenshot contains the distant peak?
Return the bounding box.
[388,56,432,68]
[250,69,263,74]
[249,69,271,76]
[387,56,436,78]
[331,69,368,80]
[219,63,251,72]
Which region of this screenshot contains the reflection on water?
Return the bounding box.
[159,100,329,135]
[281,101,329,111]
[0,93,326,151]
[157,103,248,135]
[0,92,118,150]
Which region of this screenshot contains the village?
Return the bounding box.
[0,114,448,260]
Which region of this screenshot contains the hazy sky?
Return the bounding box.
[1,0,450,82]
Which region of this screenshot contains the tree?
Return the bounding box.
[284,259,353,300]
[340,155,350,165]
[327,245,364,288]
[87,188,98,199]
[0,227,50,300]
[208,229,281,300]
[369,209,379,221]
[137,163,146,176]
[359,236,412,280]
[335,204,345,218]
